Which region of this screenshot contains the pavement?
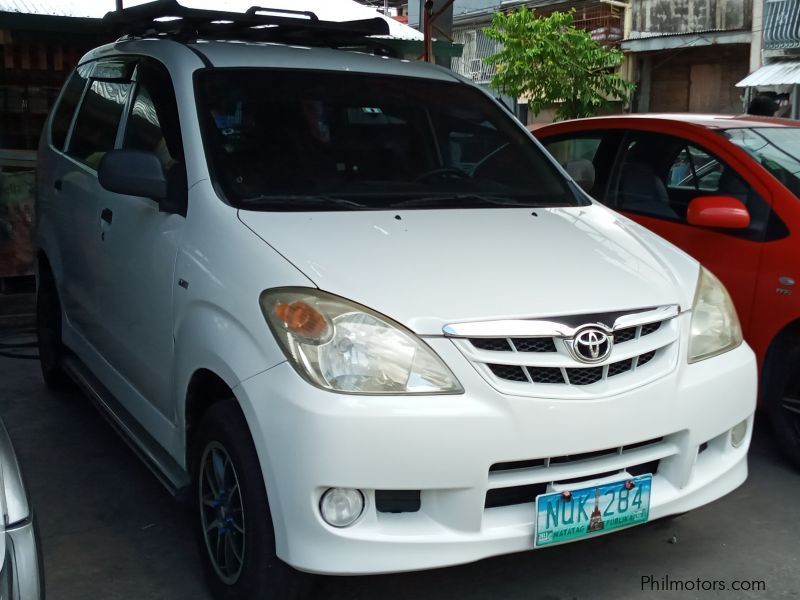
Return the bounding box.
[0,310,798,600]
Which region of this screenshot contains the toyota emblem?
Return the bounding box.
[571,327,612,363]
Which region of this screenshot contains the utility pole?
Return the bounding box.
[421,0,454,63]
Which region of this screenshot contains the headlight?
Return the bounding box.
[687,267,743,363]
[259,288,463,394]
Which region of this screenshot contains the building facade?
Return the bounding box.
[737,0,800,119]
[623,0,753,114]
[0,8,104,280]
[409,0,758,118]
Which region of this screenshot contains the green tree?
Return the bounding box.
[483,7,634,121]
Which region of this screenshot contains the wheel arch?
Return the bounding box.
[184,368,237,463]
[761,317,800,403]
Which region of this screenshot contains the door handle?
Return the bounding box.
[54,179,62,191]
[101,208,113,225]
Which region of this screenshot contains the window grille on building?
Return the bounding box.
[764,0,800,50]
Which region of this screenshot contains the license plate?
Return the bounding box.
[534,474,652,547]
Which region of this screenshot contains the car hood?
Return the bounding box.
[239,205,699,335]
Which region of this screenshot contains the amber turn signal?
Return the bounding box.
[274,301,330,340]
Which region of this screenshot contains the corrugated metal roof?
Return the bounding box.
[0,0,424,39]
[737,61,800,87]
[0,0,103,17]
[625,27,737,40]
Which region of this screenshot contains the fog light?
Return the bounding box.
[730,420,748,448]
[320,488,364,528]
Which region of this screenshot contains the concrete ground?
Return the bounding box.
[0,315,798,600]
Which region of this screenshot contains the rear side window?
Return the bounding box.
[68,79,132,169]
[544,136,603,164]
[542,132,620,198]
[50,64,90,151]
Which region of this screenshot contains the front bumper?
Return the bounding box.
[1,518,44,599]
[235,336,756,575]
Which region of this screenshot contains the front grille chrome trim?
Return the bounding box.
[442,304,680,338]
[458,325,673,368]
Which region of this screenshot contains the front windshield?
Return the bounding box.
[723,127,800,197]
[195,69,582,211]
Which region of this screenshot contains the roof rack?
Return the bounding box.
[103,0,391,46]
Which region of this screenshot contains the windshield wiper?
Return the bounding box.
[388,193,551,209]
[238,194,370,211]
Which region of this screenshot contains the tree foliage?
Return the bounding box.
[483,7,634,121]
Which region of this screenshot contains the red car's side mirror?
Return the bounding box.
[687,196,751,230]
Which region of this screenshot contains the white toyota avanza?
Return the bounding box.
[35,3,757,599]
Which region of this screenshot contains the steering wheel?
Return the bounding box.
[413,167,470,183]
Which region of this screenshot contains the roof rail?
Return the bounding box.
[103,0,391,46]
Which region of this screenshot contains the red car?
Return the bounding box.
[534,114,800,467]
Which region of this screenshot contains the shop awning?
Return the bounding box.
[737,61,800,87]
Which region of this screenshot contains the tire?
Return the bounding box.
[765,344,800,470]
[191,400,313,600]
[36,267,70,390]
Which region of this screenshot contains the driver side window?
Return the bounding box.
[121,59,186,211]
[123,60,183,171]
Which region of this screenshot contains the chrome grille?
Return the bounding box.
[447,305,680,398]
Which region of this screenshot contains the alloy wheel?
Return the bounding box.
[199,441,246,585]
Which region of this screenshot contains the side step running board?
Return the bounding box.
[62,355,190,497]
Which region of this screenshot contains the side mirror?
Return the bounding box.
[687,196,750,230]
[98,149,167,202]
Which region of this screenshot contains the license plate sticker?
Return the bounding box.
[534,474,652,547]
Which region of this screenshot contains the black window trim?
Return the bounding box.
[50,62,92,153]
[681,145,699,191]
[114,63,140,151]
